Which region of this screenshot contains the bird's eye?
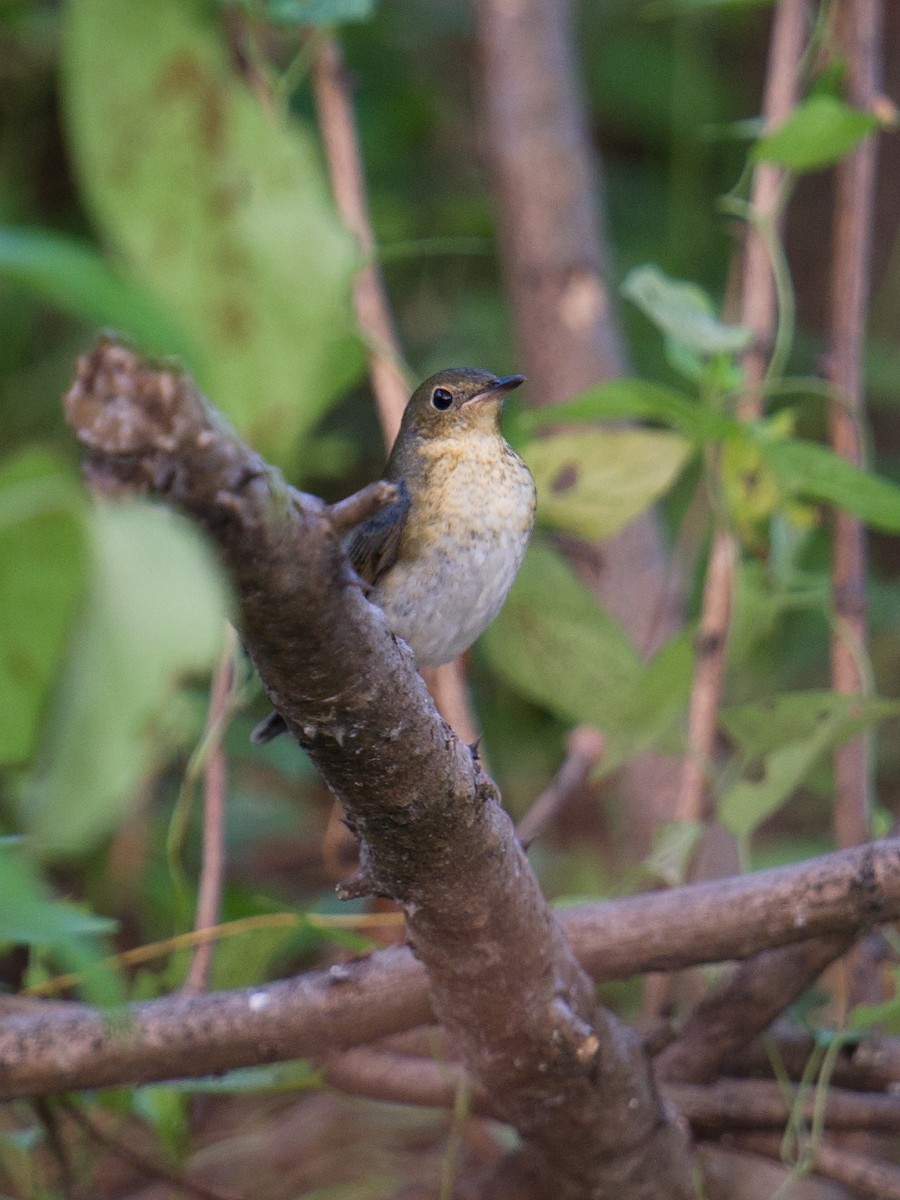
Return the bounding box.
[431,387,453,411]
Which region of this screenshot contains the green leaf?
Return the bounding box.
[23,502,231,855]
[523,428,692,540]
[482,543,692,769]
[753,95,879,172]
[644,820,704,888]
[164,1059,321,1093]
[622,264,752,357]
[62,0,364,466]
[0,839,121,1006]
[514,378,734,442]
[0,227,194,360]
[721,691,900,759]
[260,0,375,24]
[850,971,900,1034]
[760,438,900,532]
[481,541,641,733]
[718,692,900,840]
[0,450,87,765]
[0,839,114,943]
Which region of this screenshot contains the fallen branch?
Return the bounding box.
[2,836,899,1101]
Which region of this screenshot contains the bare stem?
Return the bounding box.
[310,32,478,745]
[182,627,238,995]
[826,0,881,854]
[676,0,808,827]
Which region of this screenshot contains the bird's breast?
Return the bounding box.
[372,433,536,667]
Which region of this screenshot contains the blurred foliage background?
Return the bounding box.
[1,0,899,1193]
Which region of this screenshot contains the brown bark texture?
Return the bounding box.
[61,339,694,1200]
[474,0,682,851]
[4,816,900,1101]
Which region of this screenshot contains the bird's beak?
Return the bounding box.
[463,374,527,407]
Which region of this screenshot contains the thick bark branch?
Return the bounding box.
[2,835,899,1101]
[63,339,692,1200]
[656,934,854,1083]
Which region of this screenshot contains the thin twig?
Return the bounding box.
[516,727,605,845]
[320,1050,900,1137]
[724,1130,900,1200]
[310,35,409,447]
[826,0,881,855]
[59,1100,242,1200]
[4,839,900,1101]
[321,1047,491,1116]
[183,627,238,994]
[675,0,808,828]
[310,33,479,746]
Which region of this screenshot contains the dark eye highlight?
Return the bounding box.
[431,387,453,411]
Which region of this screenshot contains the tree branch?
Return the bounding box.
[3,828,899,1101]
[63,338,693,1200]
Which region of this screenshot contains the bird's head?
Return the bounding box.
[398,368,526,443]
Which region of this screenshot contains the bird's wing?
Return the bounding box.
[346,478,411,585]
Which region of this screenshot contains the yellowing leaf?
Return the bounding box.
[62,0,363,467]
[523,428,691,540]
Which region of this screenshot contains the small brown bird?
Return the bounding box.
[253,367,535,744]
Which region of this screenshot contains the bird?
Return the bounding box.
[252,367,536,745]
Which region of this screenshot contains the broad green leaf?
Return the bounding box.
[481,541,640,733]
[23,502,231,855]
[261,0,375,23]
[0,839,114,943]
[0,838,121,1006]
[0,450,87,765]
[754,95,879,172]
[523,428,692,540]
[63,0,363,466]
[613,631,693,761]
[719,692,900,840]
[721,691,900,758]
[760,438,900,532]
[482,543,691,768]
[0,227,194,360]
[514,378,734,442]
[622,264,752,357]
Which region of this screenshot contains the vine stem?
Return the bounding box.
[674,0,808,826]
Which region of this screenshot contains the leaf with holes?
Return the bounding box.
[623,265,752,357]
[523,428,692,540]
[718,693,900,840]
